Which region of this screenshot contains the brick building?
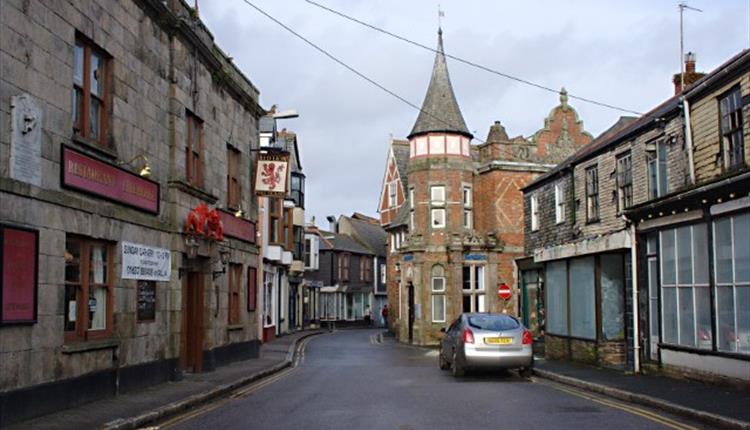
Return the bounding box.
[523,51,749,383]
[0,1,266,424]
[378,28,591,345]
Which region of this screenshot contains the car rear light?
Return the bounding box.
[522,329,533,345]
[463,327,475,344]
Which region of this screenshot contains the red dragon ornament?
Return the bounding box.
[184,203,224,241]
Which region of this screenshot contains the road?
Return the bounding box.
[163,329,704,430]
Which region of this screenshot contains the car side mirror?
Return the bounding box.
[440,327,446,333]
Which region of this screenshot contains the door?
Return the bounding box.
[183,272,204,373]
[408,282,415,344]
[521,270,542,337]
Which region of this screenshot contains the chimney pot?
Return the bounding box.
[685,52,696,74]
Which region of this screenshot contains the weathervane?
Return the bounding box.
[438,5,444,30]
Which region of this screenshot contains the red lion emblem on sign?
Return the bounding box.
[184,203,224,241]
[261,162,285,191]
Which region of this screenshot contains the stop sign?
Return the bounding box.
[497,283,512,300]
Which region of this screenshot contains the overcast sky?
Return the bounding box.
[200,0,748,227]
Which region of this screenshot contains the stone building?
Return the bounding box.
[523,51,749,383]
[0,0,265,424]
[378,28,591,345]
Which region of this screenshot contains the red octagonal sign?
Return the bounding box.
[497,283,512,300]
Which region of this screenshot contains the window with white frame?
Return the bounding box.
[713,213,749,354]
[555,183,565,224]
[431,208,446,229]
[409,188,416,232]
[463,186,472,229]
[388,181,397,208]
[430,185,445,205]
[660,224,710,349]
[462,265,485,312]
[304,235,319,270]
[431,265,446,322]
[530,194,539,231]
[380,263,386,284]
[647,140,668,199]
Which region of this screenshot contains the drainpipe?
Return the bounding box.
[683,97,696,184]
[630,223,640,373]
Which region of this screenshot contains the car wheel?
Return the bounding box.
[519,366,533,379]
[438,351,450,370]
[451,351,465,377]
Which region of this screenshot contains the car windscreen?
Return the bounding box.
[467,315,520,331]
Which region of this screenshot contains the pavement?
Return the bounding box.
[3,329,324,430]
[5,329,748,430]
[533,358,750,430]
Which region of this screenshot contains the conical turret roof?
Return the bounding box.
[408,29,472,140]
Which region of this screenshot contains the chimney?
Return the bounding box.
[326,215,338,233]
[673,52,704,95]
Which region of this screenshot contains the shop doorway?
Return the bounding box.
[182,272,204,373]
[521,270,543,337]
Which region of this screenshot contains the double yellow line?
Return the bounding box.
[536,378,699,430]
[157,337,311,429]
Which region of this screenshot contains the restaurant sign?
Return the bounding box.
[1,225,38,324]
[121,242,171,281]
[62,146,160,214]
[219,210,256,243]
[254,152,289,197]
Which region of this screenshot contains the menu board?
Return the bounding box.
[137,280,156,322]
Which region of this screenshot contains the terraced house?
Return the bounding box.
[523,51,750,385]
[0,0,267,424]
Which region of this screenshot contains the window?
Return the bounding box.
[304,238,312,268]
[431,265,446,322]
[585,166,599,222]
[719,86,745,170]
[431,208,446,229]
[186,112,204,188]
[660,224,710,349]
[555,183,565,224]
[647,140,669,199]
[463,187,472,207]
[283,208,293,250]
[462,185,472,229]
[530,194,539,231]
[338,253,350,282]
[616,152,633,211]
[430,185,446,205]
[360,257,372,282]
[227,146,241,209]
[545,260,567,336]
[569,257,596,340]
[713,213,750,354]
[409,188,415,210]
[64,236,113,341]
[291,173,305,209]
[263,270,275,327]
[462,265,485,312]
[410,211,415,232]
[72,38,109,145]
[268,198,281,244]
[601,254,625,340]
[380,264,386,284]
[463,210,472,229]
[228,264,242,325]
[388,182,397,208]
[247,267,257,312]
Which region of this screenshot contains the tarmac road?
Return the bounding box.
[164,329,706,430]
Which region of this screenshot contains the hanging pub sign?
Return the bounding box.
[254,152,289,197]
[1,225,39,325]
[121,242,171,281]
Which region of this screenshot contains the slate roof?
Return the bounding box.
[392,140,410,189]
[408,29,472,140]
[346,217,388,258]
[318,230,373,255]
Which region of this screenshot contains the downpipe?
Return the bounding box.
[630,223,640,373]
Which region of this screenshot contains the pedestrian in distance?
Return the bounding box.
[381,304,389,329]
[364,306,372,326]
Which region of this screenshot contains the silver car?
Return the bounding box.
[439,313,533,378]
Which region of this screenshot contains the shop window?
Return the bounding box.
[585,166,599,222]
[64,236,113,342]
[601,254,624,340]
[616,151,633,211]
[647,140,669,199]
[569,257,596,340]
[660,224,711,349]
[226,146,241,209]
[228,264,242,325]
[719,86,745,171]
[72,37,110,145]
[186,111,204,188]
[713,213,750,354]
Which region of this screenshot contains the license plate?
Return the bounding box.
[485,337,512,345]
